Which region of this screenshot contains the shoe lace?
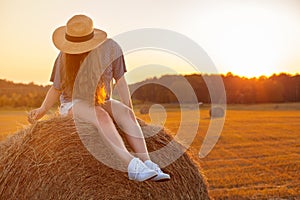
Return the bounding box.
[134,161,141,179]
[152,163,163,173]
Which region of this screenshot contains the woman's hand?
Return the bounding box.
[27,85,61,124]
[28,107,47,124]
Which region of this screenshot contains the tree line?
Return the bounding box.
[130,73,300,104]
[0,80,50,108]
[0,73,299,108]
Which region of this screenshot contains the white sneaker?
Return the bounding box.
[128,158,158,182]
[144,160,171,181]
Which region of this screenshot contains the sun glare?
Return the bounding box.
[218,24,283,78]
[186,1,300,78]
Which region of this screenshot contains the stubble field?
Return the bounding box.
[136,103,300,199]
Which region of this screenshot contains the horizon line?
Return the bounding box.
[1,71,299,86]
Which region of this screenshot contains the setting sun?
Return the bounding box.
[214,4,300,77]
[217,24,284,78]
[181,1,300,78]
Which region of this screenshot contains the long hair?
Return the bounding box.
[62,52,106,105]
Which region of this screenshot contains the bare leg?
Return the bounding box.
[102,100,151,162]
[72,101,134,165]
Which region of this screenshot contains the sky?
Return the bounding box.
[0,0,300,85]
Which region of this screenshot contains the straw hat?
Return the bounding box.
[52,15,107,54]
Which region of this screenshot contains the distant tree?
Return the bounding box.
[0,79,50,108]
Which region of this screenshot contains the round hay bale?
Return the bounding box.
[209,107,225,118]
[0,117,210,200]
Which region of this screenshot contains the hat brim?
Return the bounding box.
[52,26,107,54]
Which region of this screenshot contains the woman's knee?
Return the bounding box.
[115,103,135,120]
[103,100,136,123]
[95,106,113,124]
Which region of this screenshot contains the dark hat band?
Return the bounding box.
[65,31,94,43]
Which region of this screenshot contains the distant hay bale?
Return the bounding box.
[209,107,225,118]
[139,105,150,114]
[0,117,210,199]
[274,105,279,110]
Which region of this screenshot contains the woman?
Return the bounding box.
[28,14,170,182]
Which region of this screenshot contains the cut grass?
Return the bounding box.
[0,110,29,141]
[136,104,300,199]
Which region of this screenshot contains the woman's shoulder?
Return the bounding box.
[93,38,123,55]
[103,38,122,49]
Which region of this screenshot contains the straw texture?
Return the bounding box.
[0,117,209,199]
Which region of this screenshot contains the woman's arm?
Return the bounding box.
[28,85,61,123]
[114,76,133,109]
